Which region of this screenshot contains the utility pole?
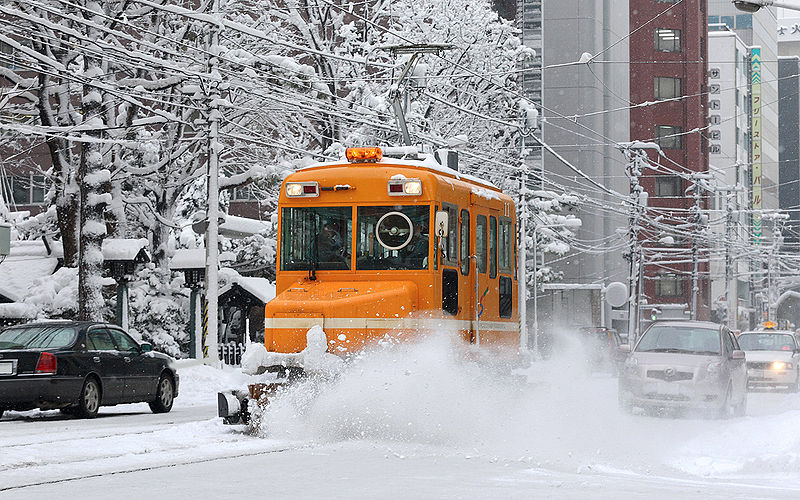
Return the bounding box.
[689,175,701,320]
[765,212,788,322]
[621,145,648,345]
[518,103,538,355]
[204,0,221,366]
[725,190,737,330]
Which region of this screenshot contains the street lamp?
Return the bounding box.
[732,0,800,12]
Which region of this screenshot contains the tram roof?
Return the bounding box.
[299,154,499,191]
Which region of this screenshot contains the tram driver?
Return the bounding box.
[403,222,429,268]
[317,219,345,264]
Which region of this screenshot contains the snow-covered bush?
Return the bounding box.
[127,264,190,358]
[23,267,81,319]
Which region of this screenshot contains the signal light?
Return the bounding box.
[346,147,383,163]
[35,352,57,375]
[389,184,403,193]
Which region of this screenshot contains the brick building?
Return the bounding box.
[629,0,711,321]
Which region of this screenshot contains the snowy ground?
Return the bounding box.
[3,335,800,499]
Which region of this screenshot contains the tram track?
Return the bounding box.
[0,445,303,492]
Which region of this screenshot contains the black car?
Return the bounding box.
[0,321,178,419]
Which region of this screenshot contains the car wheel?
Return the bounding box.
[75,377,101,419]
[149,374,175,414]
[0,408,4,420]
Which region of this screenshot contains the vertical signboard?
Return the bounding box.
[751,47,762,244]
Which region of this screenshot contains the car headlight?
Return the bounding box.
[771,361,791,370]
[707,361,722,376]
[624,356,638,373]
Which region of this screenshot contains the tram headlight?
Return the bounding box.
[388,179,422,196]
[403,180,422,195]
[285,182,319,197]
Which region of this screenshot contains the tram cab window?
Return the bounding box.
[356,205,430,270]
[281,207,352,271]
[498,217,513,274]
[476,215,487,273]
[489,216,498,279]
[499,276,513,318]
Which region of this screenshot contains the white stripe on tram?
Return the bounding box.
[263,317,519,332]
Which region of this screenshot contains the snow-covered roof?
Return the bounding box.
[219,268,275,304]
[102,238,150,262]
[191,213,269,239]
[170,248,206,270]
[220,215,269,238]
[301,153,498,189]
[0,241,61,302]
[0,302,37,319]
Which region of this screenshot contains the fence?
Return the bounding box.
[218,342,245,366]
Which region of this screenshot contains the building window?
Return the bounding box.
[654,77,681,100]
[654,175,682,197]
[720,16,734,29]
[654,29,681,53]
[655,275,683,297]
[8,174,46,205]
[232,185,257,201]
[654,125,682,149]
[736,14,752,29]
[655,0,680,3]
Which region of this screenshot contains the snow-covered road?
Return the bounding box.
[2,339,800,499]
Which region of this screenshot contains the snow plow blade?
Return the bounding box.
[218,383,287,425]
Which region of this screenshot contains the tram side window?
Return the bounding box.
[498,217,513,274]
[476,215,487,273]
[281,207,352,271]
[460,209,470,276]
[442,203,458,267]
[442,268,458,315]
[489,216,497,279]
[499,276,513,318]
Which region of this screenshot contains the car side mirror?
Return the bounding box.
[731,350,745,360]
[140,343,152,352]
[618,344,631,354]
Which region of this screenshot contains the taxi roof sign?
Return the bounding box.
[763,321,777,329]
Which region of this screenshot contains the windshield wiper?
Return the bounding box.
[308,215,318,281]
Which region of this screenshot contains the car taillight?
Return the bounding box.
[35,352,57,375]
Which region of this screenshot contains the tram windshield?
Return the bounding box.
[281,207,352,271]
[356,205,430,270]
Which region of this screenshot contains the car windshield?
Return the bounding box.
[636,325,720,355]
[738,333,796,352]
[281,206,352,271]
[356,205,430,270]
[0,325,77,350]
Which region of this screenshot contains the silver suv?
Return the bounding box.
[618,320,747,417]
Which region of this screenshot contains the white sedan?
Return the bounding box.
[738,331,800,392]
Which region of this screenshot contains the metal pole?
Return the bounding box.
[532,225,539,358]
[518,134,528,353]
[204,0,221,366]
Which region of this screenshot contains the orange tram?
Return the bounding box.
[219,146,521,423]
